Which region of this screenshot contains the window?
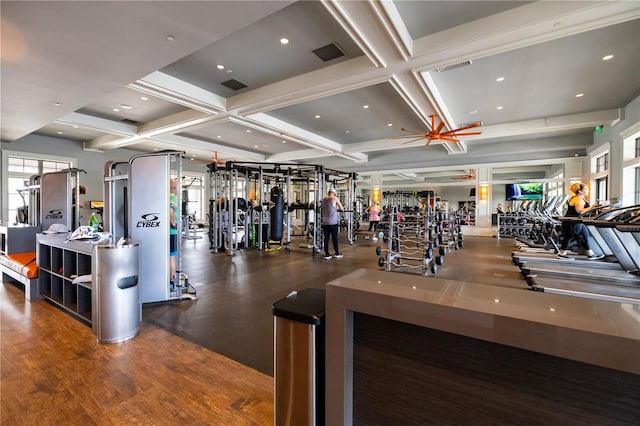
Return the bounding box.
[636,167,640,204]
[621,127,640,206]
[5,154,73,224]
[595,153,608,173]
[181,173,206,222]
[595,177,608,203]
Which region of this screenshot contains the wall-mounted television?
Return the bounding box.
[505,183,544,201]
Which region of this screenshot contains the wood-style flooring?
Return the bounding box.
[2,229,526,424]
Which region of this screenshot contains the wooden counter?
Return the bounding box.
[325,268,640,425]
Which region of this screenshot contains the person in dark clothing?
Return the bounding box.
[558,182,603,260]
[321,188,344,260]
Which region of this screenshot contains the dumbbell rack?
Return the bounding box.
[375,209,445,276]
[497,213,534,239]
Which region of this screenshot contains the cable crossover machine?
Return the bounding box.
[207,161,357,257]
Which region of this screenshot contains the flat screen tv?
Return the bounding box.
[505,183,544,201]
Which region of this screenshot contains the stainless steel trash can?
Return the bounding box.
[92,240,140,343]
[273,288,325,426]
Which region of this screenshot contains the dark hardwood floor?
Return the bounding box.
[143,231,525,376]
[2,227,527,424]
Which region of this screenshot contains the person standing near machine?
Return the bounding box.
[321,187,344,260]
[169,179,179,286]
[558,182,604,260]
[365,202,381,232]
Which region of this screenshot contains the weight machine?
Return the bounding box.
[207,161,357,257]
[104,150,196,303]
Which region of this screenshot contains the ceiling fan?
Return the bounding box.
[210,151,226,167]
[452,173,476,181]
[391,114,482,146]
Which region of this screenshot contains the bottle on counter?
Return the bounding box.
[89,212,99,232]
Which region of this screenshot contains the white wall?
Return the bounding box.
[1,135,209,223]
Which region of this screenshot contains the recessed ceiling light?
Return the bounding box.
[280,38,289,45]
[225,69,233,74]
[575,93,584,98]
[496,106,503,110]
[53,102,61,106]
[57,131,63,135]
[245,129,251,133]
[154,148,159,151]
[72,125,79,129]
[281,140,287,144]
[217,64,225,70]
[254,144,259,148]
[602,54,614,61]
[192,154,196,157]
[120,104,132,110]
[387,123,392,127]
[217,135,222,138]
[190,157,195,161]
[140,96,148,101]
[165,35,175,41]
[315,115,321,118]
[345,130,350,133]
[112,108,120,112]
[467,109,478,115]
[496,77,505,82]
[362,105,369,109]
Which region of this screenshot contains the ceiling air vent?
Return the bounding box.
[434,60,472,73]
[221,79,248,91]
[120,118,140,125]
[312,43,345,62]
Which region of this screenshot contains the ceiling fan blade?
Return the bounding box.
[444,131,483,137]
[400,137,427,145]
[389,134,428,140]
[446,122,482,133]
[439,136,460,142]
[435,120,445,134]
[400,128,427,135]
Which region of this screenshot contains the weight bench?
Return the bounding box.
[0,252,40,301]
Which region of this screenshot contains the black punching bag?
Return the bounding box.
[270,186,284,241]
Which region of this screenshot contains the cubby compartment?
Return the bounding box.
[51,275,64,304]
[51,247,64,276]
[63,282,78,311]
[78,286,92,321]
[77,253,92,276]
[63,252,77,279]
[38,244,51,270]
[37,234,95,328]
[39,270,52,298]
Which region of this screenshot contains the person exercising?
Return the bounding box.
[321,187,344,260]
[169,179,179,286]
[365,202,381,232]
[558,182,603,260]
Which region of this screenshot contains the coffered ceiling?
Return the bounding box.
[2,1,639,189]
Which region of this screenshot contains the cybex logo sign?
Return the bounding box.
[136,213,161,228]
[45,209,63,220]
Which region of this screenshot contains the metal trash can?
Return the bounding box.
[93,240,140,343]
[273,288,325,426]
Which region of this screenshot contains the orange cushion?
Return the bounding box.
[0,252,38,279]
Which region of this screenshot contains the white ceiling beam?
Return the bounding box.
[411,1,640,72]
[154,134,265,162]
[469,109,623,141]
[128,71,227,114]
[55,112,137,137]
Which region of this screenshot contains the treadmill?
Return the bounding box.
[524,205,640,302]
